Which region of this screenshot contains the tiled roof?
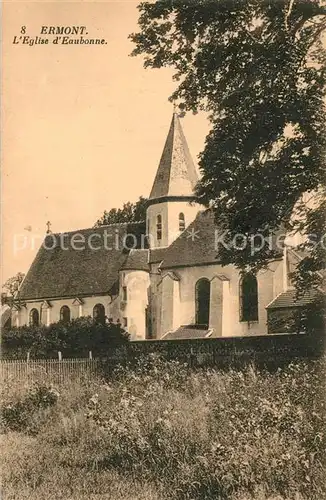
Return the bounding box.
[121,249,150,271]
[18,222,146,300]
[266,289,322,309]
[149,113,198,200]
[160,210,220,269]
[163,325,212,340]
[161,209,283,270]
[149,248,169,264]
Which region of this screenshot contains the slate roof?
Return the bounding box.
[120,249,150,271]
[163,325,212,340]
[161,210,218,269]
[149,248,168,264]
[149,113,199,200]
[266,289,322,309]
[18,222,146,300]
[161,209,284,270]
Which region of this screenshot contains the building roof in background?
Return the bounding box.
[266,289,322,309]
[18,222,146,300]
[149,113,198,201]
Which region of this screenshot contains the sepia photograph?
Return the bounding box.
[1,1,326,499]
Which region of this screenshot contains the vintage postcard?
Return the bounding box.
[2,1,325,499]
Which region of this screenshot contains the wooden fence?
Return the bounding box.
[1,358,102,383]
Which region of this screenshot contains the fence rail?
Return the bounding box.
[1,358,102,382]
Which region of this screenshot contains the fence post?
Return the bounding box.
[58,351,62,383]
[1,356,105,382]
[189,347,196,368]
[26,351,30,379]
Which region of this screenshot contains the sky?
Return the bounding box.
[1,0,210,284]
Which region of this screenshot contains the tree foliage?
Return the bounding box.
[2,272,25,297]
[94,196,148,227]
[130,0,326,287]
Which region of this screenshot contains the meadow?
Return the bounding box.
[1,355,325,500]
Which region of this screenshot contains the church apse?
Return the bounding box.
[121,270,150,340]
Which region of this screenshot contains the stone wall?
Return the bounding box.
[122,332,325,369]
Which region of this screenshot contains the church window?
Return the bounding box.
[122,286,127,301]
[195,278,210,327]
[123,317,128,327]
[60,305,71,324]
[156,215,162,241]
[179,212,185,232]
[93,303,105,325]
[29,308,39,327]
[240,274,258,322]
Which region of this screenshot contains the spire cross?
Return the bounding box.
[173,101,178,114]
[46,221,52,234]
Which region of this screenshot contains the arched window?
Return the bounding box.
[93,303,105,325]
[156,214,162,241]
[179,212,185,232]
[240,274,258,322]
[60,305,71,324]
[29,308,39,327]
[195,278,210,327]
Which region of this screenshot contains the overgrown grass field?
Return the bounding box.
[1,356,325,500]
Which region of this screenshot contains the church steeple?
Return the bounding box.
[149,111,198,201]
[146,111,201,248]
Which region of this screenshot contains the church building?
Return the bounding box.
[13,112,317,340]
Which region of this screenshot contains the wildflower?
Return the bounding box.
[89,394,99,406]
[49,387,60,398]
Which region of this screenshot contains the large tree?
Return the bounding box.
[130,0,326,289]
[2,272,25,297]
[94,196,148,227]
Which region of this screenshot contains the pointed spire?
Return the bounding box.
[149,112,198,200]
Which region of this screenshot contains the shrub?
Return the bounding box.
[2,316,129,358]
[1,383,59,433]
